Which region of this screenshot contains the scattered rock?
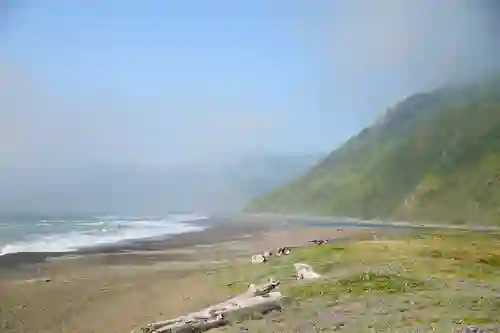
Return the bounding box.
[276,247,292,256]
[251,254,267,264]
[455,326,486,333]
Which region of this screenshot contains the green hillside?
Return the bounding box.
[245,76,500,224]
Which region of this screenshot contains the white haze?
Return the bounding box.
[0,0,499,214]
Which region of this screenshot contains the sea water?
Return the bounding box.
[0,213,207,255]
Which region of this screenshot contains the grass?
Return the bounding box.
[247,80,500,225]
[285,272,427,304]
[212,229,500,333]
[337,272,427,294]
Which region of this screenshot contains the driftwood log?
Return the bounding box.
[309,239,329,245]
[136,278,284,333]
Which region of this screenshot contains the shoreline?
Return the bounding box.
[0,216,281,271]
[3,212,495,271]
[0,217,378,333]
[243,212,500,230]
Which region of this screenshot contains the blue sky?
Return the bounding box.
[1,0,498,167]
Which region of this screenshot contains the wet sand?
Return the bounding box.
[0,216,375,333]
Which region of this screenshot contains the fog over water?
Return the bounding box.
[0,0,499,214]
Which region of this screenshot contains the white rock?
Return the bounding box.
[251,254,267,264]
[294,263,321,280]
[276,247,291,256]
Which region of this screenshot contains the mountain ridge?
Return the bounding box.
[245,76,500,225]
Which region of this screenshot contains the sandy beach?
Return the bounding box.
[0,216,375,333]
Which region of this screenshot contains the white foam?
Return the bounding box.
[76,221,106,226]
[0,214,207,255]
[35,222,52,227]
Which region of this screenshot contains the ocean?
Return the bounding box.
[0,213,207,255]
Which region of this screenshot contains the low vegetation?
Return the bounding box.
[212,230,500,332]
[246,76,500,225]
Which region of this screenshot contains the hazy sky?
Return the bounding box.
[1,0,499,167]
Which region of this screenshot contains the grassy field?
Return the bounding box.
[209,230,500,333]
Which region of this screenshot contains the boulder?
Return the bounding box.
[294,263,321,280]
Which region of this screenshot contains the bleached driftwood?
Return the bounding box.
[147,313,226,333]
[244,278,280,296]
[251,254,267,264]
[309,239,329,245]
[294,263,321,280]
[137,278,284,333]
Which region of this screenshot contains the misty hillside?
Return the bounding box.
[0,153,321,215]
[246,76,500,224]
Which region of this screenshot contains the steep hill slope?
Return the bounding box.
[246,77,500,224]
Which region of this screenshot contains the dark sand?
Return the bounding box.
[0,216,375,333]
